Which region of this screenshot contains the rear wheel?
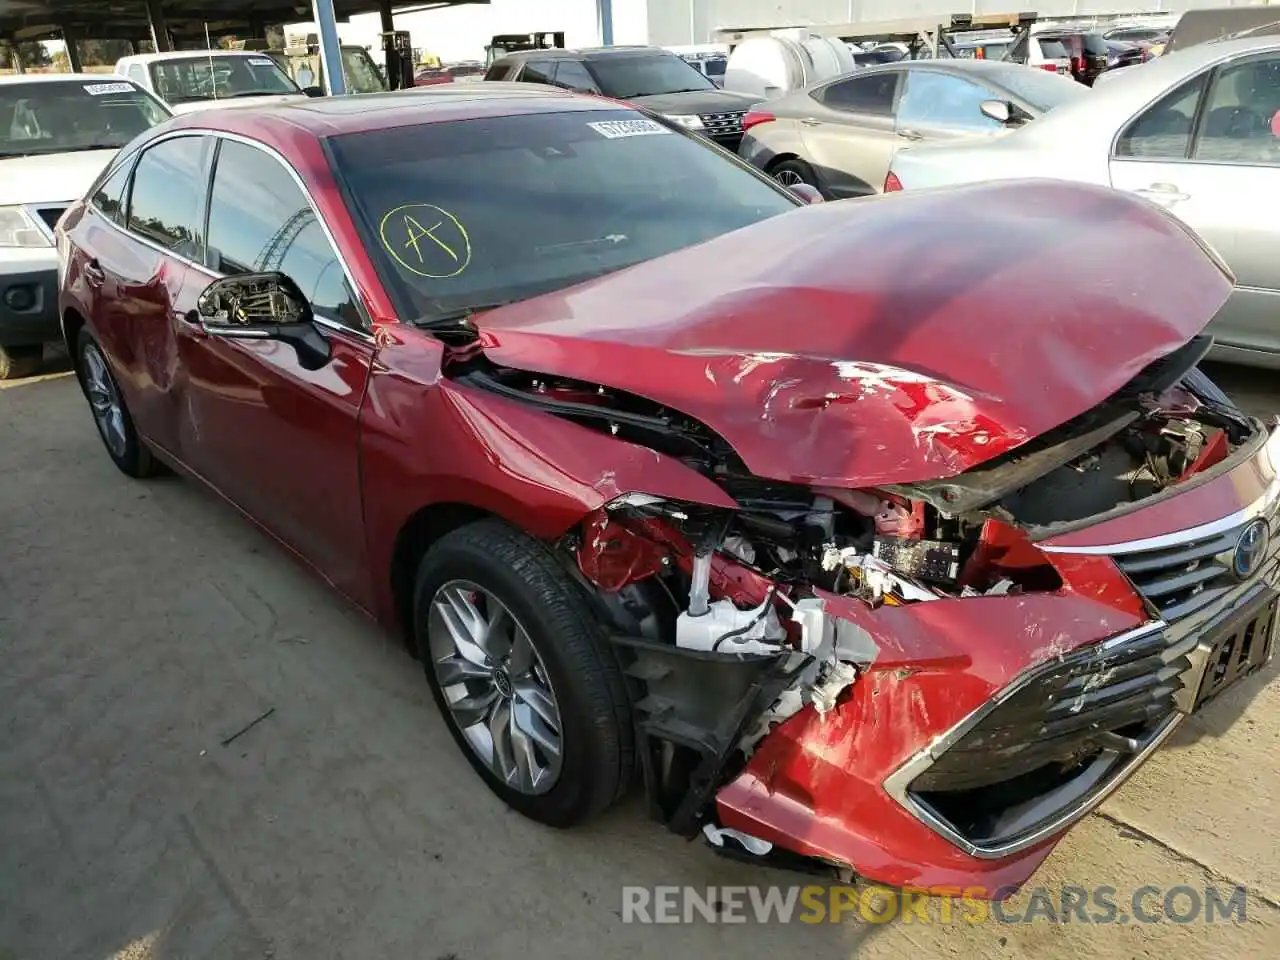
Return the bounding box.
[75,328,162,479]
[412,519,633,827]
[771,158,819,190]
[0,344,42,380]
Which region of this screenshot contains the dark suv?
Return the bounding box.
[484,46,759,150]
[1037,31,1110,85]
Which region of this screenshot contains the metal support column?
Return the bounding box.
[312,0,347,95]
[8,44,25,74]
[145,0,173,52]
[598,0,613,45]
[63,27,82,72]
[378,0,397,88]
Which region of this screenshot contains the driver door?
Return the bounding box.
[893,69,1007,146]
[176,136,376,603]
[1109,54,1280,353]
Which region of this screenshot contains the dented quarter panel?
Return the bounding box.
[715,590,1143,893]
[359,326,738,627]
[468,179,1233,488]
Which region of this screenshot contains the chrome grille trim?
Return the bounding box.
[698,110,745,136]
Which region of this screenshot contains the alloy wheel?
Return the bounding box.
[82,343,128,460]
[774,169,805,186]
[427,579,564,795]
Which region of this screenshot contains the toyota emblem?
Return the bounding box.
[1233,518,1270,580]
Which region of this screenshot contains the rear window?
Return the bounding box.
[1081,34,1109,56]
[0,80,170,158]
[148,55,300,104]
[1037,39,1070,59]
[327,109,797,324]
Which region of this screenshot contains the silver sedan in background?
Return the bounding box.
[738,59,1088,198]
[887,37,1280,367]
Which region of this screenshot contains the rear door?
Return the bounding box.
[177,136,374,600]
[81,134,214,456]
[799,69,902,197]
[1108,54,1280,352]
[893,70,1006,147]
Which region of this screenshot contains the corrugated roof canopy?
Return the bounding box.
[0,0,488,42]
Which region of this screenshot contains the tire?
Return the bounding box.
[75,328,163,479]
[771,158,819,191]
[412,518,633,827]
[0,344,42,380]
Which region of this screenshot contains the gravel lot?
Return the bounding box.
[2,358,1278,960]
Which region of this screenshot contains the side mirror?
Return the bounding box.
[195,272,331,367]
[980,99,1014,125]
[788,183,824,205]
[302,85,325,98]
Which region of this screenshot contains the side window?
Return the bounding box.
[551,59,599,92]
[1115,74,1207,159]
[816,71,898,115]
[517,61,555,85]
[896,72,1002,131]
[1193,57,1280,166]
[91,158,134,226]
[127,64,146,86]
[483,62,509,81]
[127,136,208,260]
[205,139,362,330]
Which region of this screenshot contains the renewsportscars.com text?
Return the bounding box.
[620,884,1249,925]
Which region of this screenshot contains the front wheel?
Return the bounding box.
[412,519,633,827]
[75,328,162,478]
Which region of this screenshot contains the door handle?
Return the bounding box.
[897,129,924,141]
[83,259,105,288]
[1134,182,1190,203]
[799,117,822,127]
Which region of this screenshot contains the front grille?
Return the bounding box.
[36,206,67,232]
[1114,512,1280,623]
[699,110,745,137]
[912,626,1185,794]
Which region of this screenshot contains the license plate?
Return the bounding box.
[1193,597,1277,710]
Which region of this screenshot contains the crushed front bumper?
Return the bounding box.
[715,427,1280,897]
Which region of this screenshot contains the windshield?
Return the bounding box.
[0,80,170,158]
[983,62,1089,110]
[342,48,386,93]
[328,109,798,324]
[148,55,301,103]
[585,55,715,98]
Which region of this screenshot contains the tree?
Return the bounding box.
[76,39,134,66]
[0,39,51,69]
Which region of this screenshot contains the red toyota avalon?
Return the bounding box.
[56,84,1276,898]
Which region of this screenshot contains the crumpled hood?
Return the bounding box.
[0,149,118,205]
[470,179,1234,488]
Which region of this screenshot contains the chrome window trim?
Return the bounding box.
[881,620,1175,859]
[94,127,377,345]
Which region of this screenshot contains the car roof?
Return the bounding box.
[118,50,271,64]
[163,83,630,141]
[997,35,1280,142]
[0,72,134,86]
[505,45,668,61]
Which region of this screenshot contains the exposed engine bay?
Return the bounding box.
[450,335,1263,860]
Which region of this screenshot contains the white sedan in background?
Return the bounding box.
[887,37,1280,368]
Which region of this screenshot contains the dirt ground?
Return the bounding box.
[2,358,1279,960]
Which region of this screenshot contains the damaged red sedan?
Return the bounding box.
[57,85,1277,898]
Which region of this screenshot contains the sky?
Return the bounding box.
[287,0,617,64]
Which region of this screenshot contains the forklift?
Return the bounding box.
[484,31,566,68]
